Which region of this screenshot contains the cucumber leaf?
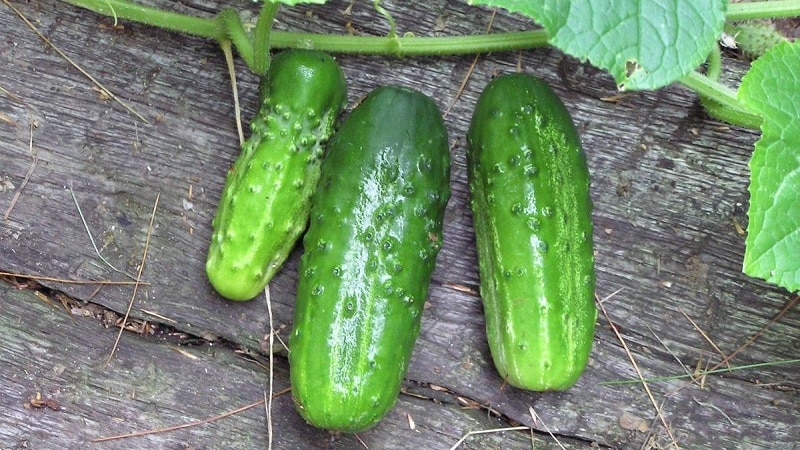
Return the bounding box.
[739,40,800,294]
[466,0,726,91]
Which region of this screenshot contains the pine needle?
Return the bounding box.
[106,192,160,365]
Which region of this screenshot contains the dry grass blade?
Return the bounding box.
[692,397,734,425]
[709,294,799,372]
[106,192,160,365]
[679,307,730,371]
[355,433,370,449]
[645,324,693,380]
[3,119,37,221]
[140,309,177,323]
[443,9,497,118]
[0,85,26,104]
[221,40,246,147]
[443,281,478,295]
[0,271,145,286]
[528,407,566,449]
[92,388,291,443]
[406,412,416,430]
[170,346,199,360]
[448,426,530,450]
[600,358,800,386]
[264,286,275,450]
[3,0,147,123]
[596,292,680,449]
[69,183,137,280]
[0,111,17,126]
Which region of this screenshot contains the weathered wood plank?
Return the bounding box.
[1,1,798,448]
[0,282,585,449]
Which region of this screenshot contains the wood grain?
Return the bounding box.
[1,1,798,448]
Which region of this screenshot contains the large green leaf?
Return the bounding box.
[739,40,800,294]
[467,0,726,91]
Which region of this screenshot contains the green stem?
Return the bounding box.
[64,0,222,40]
[679,71,763,129]
[218,9,255,70]
[727,0,800,21]
[699,97,763,129]
[253,2,280,76]
[680,72,742,112]
[373,0,398,39]
[269,30,550,56]
[705,44,722,82]
[62,0,550,57]
[697,45,763,128]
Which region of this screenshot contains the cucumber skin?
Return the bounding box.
[467,73,596,391]
[289,86,451,433]
[205,50,347,301]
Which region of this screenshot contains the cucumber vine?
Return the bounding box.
[63,0,800,129]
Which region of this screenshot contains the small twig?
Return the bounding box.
[3,0,147,122]
[443,9,497,118]
[69,183,137,280]
[92,388,291,443]
[106,192,160,365]
[3,119,37,221]
[597,292,680,449]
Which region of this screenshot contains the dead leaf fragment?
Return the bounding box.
[618,411,649,432]
[25,392,61,411]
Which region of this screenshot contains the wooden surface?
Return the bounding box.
[1,1,798,449]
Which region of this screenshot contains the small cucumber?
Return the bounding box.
[289,86,451,432]
[467,73,596,391]
[206,50,347,301]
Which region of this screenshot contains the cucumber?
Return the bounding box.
[206,50,347,301]
[289,86,451,432]
[467,73,596,391]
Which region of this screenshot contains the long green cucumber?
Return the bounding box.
[467,73,596,391]
[206,50,347,301]
[289,86,451,432]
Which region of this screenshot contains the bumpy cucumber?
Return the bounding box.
[467,73,596,391]
[289,86,451,432]
[206,50,347,301]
